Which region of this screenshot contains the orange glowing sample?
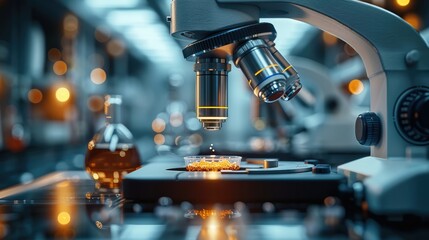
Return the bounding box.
[186,159,240,171]
[190,209,235,220]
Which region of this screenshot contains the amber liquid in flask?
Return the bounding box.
[85,95,141,191]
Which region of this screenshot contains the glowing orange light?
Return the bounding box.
[322,32,337,46]
[404,13,422,30]
[154,134,165,145]
[348,79,364,95]
[344,44,356,56]
[87,95,104,112]
[189,209,235,220]
[53,61,68,76]
[152,118,166,133]
[396,0,410,7]
[28,89,43,104]
[48,48,62,62]
[57,211,71,225]
[92,173,99,180]
[90,68,107,84]
[55,87,70,102]
[107,39,125,57]
[64,14,78,38]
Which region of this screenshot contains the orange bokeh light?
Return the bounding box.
[403,13,422,30]
[90,68,107,84]
[154,134,165,145]
[48,48,62,62]
[152,118,166,133]
[87,95,104,112]
[57,211,71,225]
[348,79,364,95]
[55,87,70,102]
[396,0,410,7]
[322,32,338,46]
[28,89,43,104]
[53,61,68,76]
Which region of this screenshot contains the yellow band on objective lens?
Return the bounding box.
[254,64,279,76]
[282,65,292,73]
[198,106,228,109]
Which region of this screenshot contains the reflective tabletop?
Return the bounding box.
[0,171,428,239]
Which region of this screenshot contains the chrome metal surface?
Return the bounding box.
[233,39,288,103]
[266,41,302,101]
[194,58,231,130]
[246,158,279,168]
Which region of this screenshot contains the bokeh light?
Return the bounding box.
[87,95,104,112]
[63,14,78,38]
[48,48,62,62]
[90,68,107,84]
[55,87,70,102]
[57,211,71,225]
[107,39,125,57]
[403,13,422,30]
[53,60,68,76]
[322,32,338,46]
[28,89,43,104]
[396,0,410,7]
[348,79,364,95]
[152,118,166,133]
[154,134,165,145]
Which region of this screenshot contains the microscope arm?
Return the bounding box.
[171,0,429,159]
[171,0,429,216]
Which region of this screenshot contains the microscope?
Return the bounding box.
[166,0,429,215]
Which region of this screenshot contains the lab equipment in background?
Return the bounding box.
[168,0,429,215]
[85,95,141,192]
[152,74,203,157]
[288,57,368,153]
[249,56,368,155]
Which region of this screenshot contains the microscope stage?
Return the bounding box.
[123,159,345,204]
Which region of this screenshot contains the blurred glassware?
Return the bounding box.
[152,74,202,157]
[85,95,141,192]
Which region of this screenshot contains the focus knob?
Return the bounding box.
[394,87,429,145]
[355,112,381,146]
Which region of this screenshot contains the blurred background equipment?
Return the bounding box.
[0,0,428,239]
[1,0,428,187]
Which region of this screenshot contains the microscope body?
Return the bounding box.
[170,0,429,215]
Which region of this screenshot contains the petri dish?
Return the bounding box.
[184,155,241,171]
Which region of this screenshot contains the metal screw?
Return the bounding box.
[405,49,420,66]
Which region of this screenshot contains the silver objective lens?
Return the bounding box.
[233,39,287,103]
[194,58,231,131]
[266,40,302,101]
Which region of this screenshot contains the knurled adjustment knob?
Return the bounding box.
[394,87,429,145]
[355,112,381,146]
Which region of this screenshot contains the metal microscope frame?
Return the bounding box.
[170,0,429,215]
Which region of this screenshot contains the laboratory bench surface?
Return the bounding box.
[0,171,428,239]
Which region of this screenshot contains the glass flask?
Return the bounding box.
[85,95,141,191]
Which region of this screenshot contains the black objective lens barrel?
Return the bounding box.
[194,58,231,131]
